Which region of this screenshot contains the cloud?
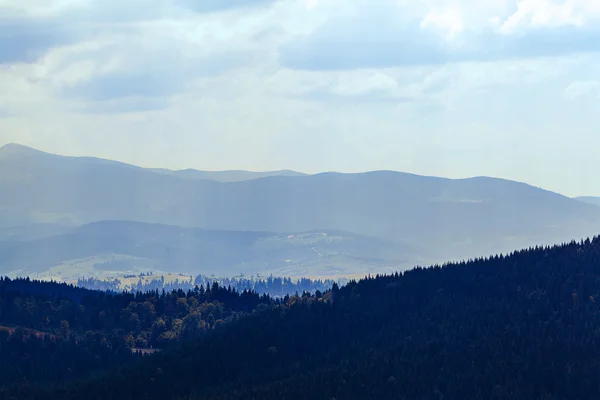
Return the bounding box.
[420,9,464,39]
[62,71,179,102]
[0,0,276,65]
[565,80,600,99]
[56,47,257,110]
[178,0,279,13]
[279,3,600,71]
[0,0,277,112]
[18,15,264,112]
[0,0,162,65]
[279,6,451,70]
[297,72,418,103]
[0,16,79,64]
[293,88,415,104]
[263,68,439,106]
[498,0,600,33]
[71,97,171,114]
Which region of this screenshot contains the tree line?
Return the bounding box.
[77,274,340,297]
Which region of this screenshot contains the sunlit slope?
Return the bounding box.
[0,221,417,277]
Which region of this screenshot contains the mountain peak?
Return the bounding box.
[0,143,44,157]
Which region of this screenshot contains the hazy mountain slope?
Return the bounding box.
[0,143,304,189]
[149,168,306,181]
[1,143,599,263]
[0,221,415,277]
[0,223,74,242]
[576,196,600,207]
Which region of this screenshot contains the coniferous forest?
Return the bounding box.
[3,237,600,399]
[76,274,338,298]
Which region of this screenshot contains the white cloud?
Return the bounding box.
[329,72,399,97]
[420,9,464,39]
[565,80,600,99]
[280,1,600,71]
[500,0,600,34]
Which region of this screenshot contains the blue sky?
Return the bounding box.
[0,0,599,196]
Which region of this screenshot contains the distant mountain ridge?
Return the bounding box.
[0,220,415,277]
[1,143,600,276]
[576,196,600,207]
[149,168,306,182]
[0,143,307,182]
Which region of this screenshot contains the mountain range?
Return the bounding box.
[1,143,599,278]
[576,196,600,207]
[0,220,415,279]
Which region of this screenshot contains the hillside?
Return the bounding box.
[1,144,599,266]
[0,221,415,278]
[0,276,277,388]
[149,168,306,182]
[0,223,74,243]
[576,196,600,207]
[0,144,305,183]
[5,237,600,399]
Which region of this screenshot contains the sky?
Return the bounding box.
[0,0,599,197]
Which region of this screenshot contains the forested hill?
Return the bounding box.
[6,236,600,399]
[0,277,279,389]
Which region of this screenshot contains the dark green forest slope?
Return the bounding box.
[4,236,600,399]
[0,277,277,389]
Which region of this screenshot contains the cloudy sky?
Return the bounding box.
[0,0,599,196]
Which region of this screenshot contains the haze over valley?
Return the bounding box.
[1,143,599,282]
